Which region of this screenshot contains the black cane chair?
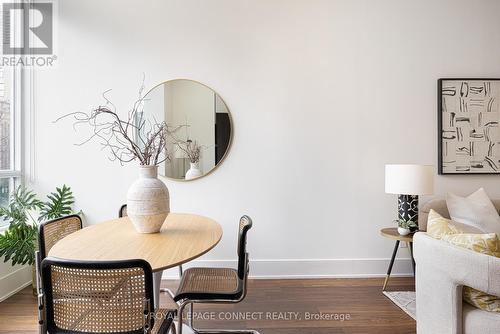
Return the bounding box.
[39,257,176,334]
[119,204,128,218]
[38,214,83,259]
[174,215,259,334]
[35,215,83,333]
[119,204,183,278]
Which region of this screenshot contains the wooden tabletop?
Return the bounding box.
[380,227,414,242]
[49,213,223,272]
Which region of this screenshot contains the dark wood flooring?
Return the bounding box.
[0,277,415,334]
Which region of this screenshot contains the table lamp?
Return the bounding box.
[385,164,434,229]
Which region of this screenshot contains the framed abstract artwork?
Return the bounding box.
[438,78,500,174]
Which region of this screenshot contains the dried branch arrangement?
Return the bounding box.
[56,82,181,166]
[176,139,202,163]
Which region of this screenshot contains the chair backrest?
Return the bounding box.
[38,215,82,259]
[119,204,128,218]
[41,257,154,334]
[237,215,253,280]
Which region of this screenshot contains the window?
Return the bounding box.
[0,0,24,228]
[0,66,20,215]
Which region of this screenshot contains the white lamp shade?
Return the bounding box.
[385,164,434,195]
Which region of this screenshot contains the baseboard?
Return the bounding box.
[161,258,414,279]
[0,265,32,302]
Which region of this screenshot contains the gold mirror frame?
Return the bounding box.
[144,78,233,182]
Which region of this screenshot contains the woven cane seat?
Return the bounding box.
[175,268,243,302]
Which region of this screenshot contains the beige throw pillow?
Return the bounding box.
[446,188,500,237]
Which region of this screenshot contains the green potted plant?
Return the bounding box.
[394,219,417,236]
[0,185,76,294]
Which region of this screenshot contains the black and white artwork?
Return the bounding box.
[438,79,500,174]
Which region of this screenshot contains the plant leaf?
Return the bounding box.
[0,223,37,266]
[0,186,43,226]
[38,185,75,222]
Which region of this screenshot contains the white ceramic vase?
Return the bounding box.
[185,162,202,180]
[127,165,170,233]
[397,227,410,236]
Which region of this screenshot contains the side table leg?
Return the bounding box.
[409,241,416,275]
[383,240,400,291]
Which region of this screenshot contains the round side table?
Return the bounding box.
[380,227,415,291]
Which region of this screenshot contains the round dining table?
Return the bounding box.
[49,213,223,309]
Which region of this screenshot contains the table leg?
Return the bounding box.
[176,323,196,334]
[153,271,163,309]
[188,303,193,327]
[408,241,416,275]
[383,240,400,291]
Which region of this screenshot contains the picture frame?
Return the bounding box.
[438,78,500,175]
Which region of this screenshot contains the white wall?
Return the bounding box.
[32,0,500,278]
[0,264,30,302]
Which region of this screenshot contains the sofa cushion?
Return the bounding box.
[419,199,450,231]
[446,188,500,237]
[463,303,500,334]
[419,198,500,232]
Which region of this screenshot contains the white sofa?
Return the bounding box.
[414,199,500,334]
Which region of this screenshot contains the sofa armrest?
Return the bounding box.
[414,232,500,296]
[413,232,500,334]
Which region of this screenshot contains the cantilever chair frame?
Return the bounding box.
[175,216,259,334]
[177,254,258,334]
[39,257,175,334]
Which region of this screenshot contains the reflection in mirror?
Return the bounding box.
[142,79,232,180]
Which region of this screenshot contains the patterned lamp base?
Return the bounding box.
[398,194,419,229]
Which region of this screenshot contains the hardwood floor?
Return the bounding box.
[0,277,415,334]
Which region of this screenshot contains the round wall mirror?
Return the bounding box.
[141,79,232,180]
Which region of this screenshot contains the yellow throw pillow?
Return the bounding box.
[426,209,463,239]
[463,288,500,313]
[441,233,500,258]
[426,210,500,312]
